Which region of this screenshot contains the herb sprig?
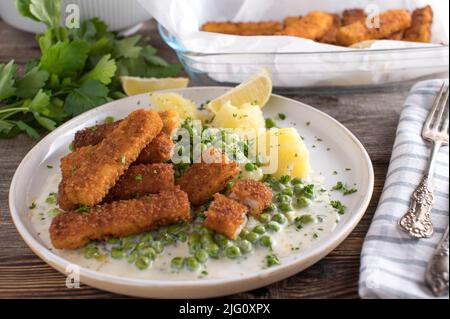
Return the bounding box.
[0,0,181,139]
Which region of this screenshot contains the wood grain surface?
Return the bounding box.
[0,19,414,299]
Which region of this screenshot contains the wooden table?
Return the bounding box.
[0,19,414,299]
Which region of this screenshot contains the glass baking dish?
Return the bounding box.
[158,24,449,93]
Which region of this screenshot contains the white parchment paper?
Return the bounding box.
[138,0,449,87]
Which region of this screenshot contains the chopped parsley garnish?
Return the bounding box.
[46,165,53,169]
[332,181,358,195]
[250,100,258,106]
[332,170,338,175]
[330,200,346,215]
[306,121,311,126]
[68,143,74,152]
[278,113,286,120]
[135,174,143,182]
[48,208,62,217]
[75,205,91,213]
[45,192,58,204]
[265,118,277,129]
[29,201,37,209]
[345,168,351,171]
[104,116,115,124]
[266,254,280,267]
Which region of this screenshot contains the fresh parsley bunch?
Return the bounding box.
[0,0,181,139]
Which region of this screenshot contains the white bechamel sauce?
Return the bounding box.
[30,173,339,280]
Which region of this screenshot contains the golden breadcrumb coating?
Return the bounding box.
[336,9,412,46]
[135,132,173,164]
[203,193,248,240]
[158,109,180,135]
[283,16,302,28]
[177,148,240,206]
[201,21,283,36]
[62,109,162,207]
[50,188,191,249]
[342,9,366,26]
[318,13,341,44]
[403,6,433,43]
[228,179,273,217]
[276,11,334,40]
[105,163,175,201]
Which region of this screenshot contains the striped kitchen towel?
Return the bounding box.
[359,79,449,299]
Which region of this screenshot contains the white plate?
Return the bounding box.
[9,87,373,298]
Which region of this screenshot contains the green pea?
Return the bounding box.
[239,228,250,238]
[171,257,184,269]
[201,233,214,245]
[281,187,293,196]
[238,240,253,253]
[168,224,181,234]
[245,232,259,243]
[259,213,271,223]
[294,185,304,196]
[151,241,164,254]
[275,193,290,203]
[84,246,100,259]
[266,221,281,232]
[272,213,287,224]
[245,162,256,172]
[295,214,316,225]
[253,225,266,234]
[215,234,230,248]
[140,247,157,260]
[135,242,146,251]
[195,250,209,264]
[107,237,120,245]
[140,232,153,242]
[188,232,201,246]
[226,246,241,259]
[158,233,175,245]
[296,196,311,208]
[122,241,136,251]
[204,242,220,258]
[177,231,188,242]
[279,202,292,212]
[291,177,303,185]
[127,251,138,263]
[280,175,291,184]
[111,247,124,259]
[264,203,276,213]
[135,256,150,270]
[260,235,273,248]
[185,257,199,271]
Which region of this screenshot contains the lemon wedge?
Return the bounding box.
[207,68,272,114]
[121,76,189,96]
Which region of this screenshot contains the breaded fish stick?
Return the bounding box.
[105,163,175,201]
[135,132,173,164]
[403,6,433,43]
[318,13,341,44]
[62,109,162,207]
[203,193,248,240]
[342,9,366,26]
[58,145,96,211]
[228,179,272,217]
[283,16,302,28]
[177,148,240,206]
[50,188,191,249]
[201,21,282,36]
[276,11,334,40]
[336,9,412,46]
[158,109,181,135]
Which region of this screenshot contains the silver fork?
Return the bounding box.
[399,82,449,239]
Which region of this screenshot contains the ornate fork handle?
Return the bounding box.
[426,226,449,296]
[398,174,434,238]
[399,140,442,238]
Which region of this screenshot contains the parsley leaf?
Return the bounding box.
[16,120,40,139]
[15,67,49,98]
[64,80,109,116]
[29,0,61,29]
[80,54,117,85]
[0,61,17,100]
[40,40,90,77]
[114,35,142,58]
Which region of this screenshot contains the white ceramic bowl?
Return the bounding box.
[0,0,151,33]
[9,87,374,298]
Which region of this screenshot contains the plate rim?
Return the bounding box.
[8,87,374,293]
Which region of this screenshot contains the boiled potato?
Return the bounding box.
[211,102,265,130]
[150,93,200,120]
[258,128,310,178]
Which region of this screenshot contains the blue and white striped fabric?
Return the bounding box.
[359,79,449,299]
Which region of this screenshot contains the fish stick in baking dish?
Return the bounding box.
[318,13,341,44]
[104,163,175,201]
[203,193,248,240]
[342,8,366,26]
[336,9,411,46]
[201,21,283,36]
[276,11,334,40]
[228,179,272,217]
[61,109,163,207]
[403,6,433,43]
[50,188,191,249]
[176,148,240,206]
